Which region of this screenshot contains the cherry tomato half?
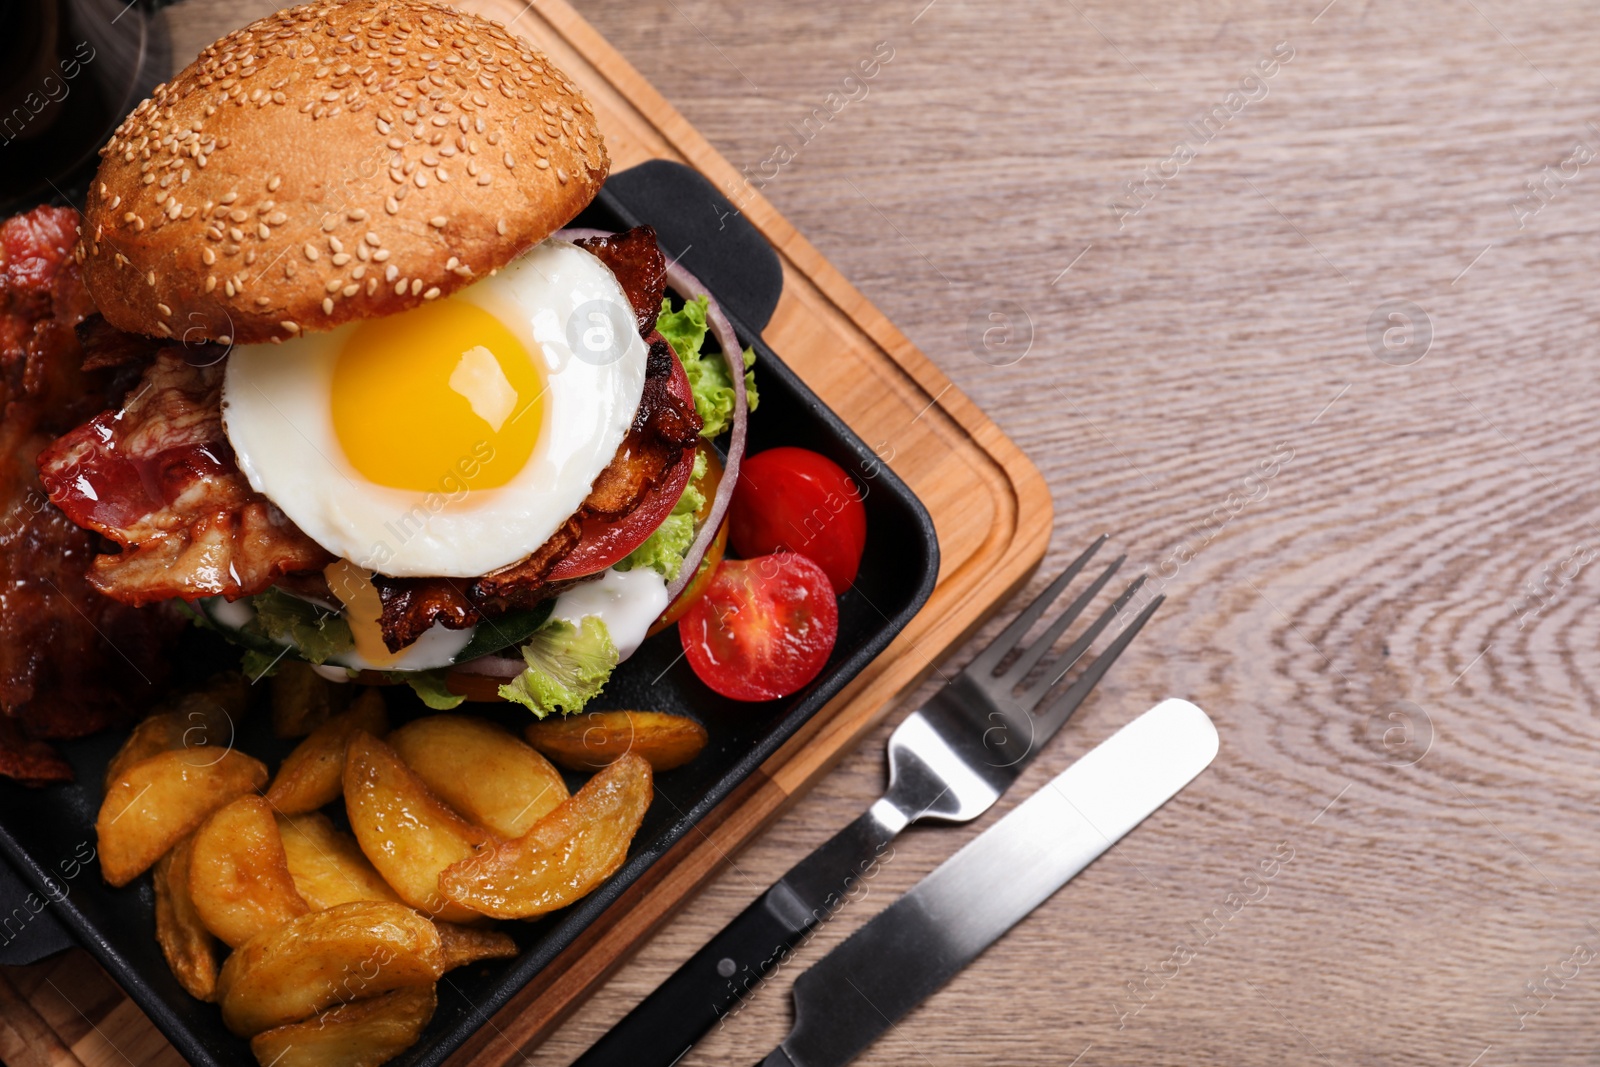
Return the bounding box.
[728,447,867,594]
[679,553,839,702]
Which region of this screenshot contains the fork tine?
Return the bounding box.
[996,556,1124,687]
[1032,593,1164,735]
[1018,574,1147,709]
[966,535,1107,675]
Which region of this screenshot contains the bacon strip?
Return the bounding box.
[0,205,181,782]
[37,349,333,605]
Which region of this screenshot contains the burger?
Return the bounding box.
[34,0,754,716]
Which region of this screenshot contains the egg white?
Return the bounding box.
[221,240,648,578]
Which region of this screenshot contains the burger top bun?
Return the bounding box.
[78,0,608,346]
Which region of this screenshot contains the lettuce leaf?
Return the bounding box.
[617,448,707,581]
[388,670,466,710]
[498,616,618,719]
[242,588,353,665]
[657,295,758,439]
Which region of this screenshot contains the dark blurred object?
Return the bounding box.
[0,0,170,215]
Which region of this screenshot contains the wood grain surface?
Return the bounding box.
[535,1,1600,1065]
[17,1,1600,1066]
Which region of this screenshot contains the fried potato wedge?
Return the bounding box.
[525,711,708,773]
[439,753,652,920]
[434,922,519,971]
[248,984,436,1067]
[269,660,352,739]
[104,675,248,790]
[153,836,218,1001]
[277,811,399,910]
[389,716,568,838]
[96,748,268,887]
[189,796,309,948]
[265,689,387,815]
[217,901,443,1037]
[344,732,495,923]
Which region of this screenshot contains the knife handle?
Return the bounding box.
[572,805,902,1067]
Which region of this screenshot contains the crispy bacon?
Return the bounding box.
[0,205,181,783]
[37,349,333,605]
[574,226,667,336]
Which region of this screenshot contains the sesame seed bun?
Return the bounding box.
[78,0,608,346]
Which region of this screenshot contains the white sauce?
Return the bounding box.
[207,597,256,629]
[552,566,668,662]
[326,619,477,672]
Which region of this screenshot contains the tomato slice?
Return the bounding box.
[679,553,839,702]
[728,447,867,594]
[546,345,697,581]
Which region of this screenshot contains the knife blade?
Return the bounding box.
[757,698,1219,1067]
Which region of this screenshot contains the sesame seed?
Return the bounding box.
[534,157,548,170]
[385,197,399,214]
[411,279,422,295]
[394,279,407,295]
[429,216,446,227]
[255,296,271,307]
[325,279,342,293]
[323,297,335,314]
[332,252,352,266]
[364,232,380,246]
[423,286,440,300]
[218,335,231,345]
[329,236,344,253]
[268,175,282,191]
[304,243,319,261]
[225,280,236,297]
[257,223,271,239]
[156,303,172,317]
[229,227,245,242]
[281,320,300,334]
[342,284,359,297]
[202,248,216,265]
[146,271,156,286]
[206,276,217,292]
[322,217,338,232]
[384,264,398,281]
[352,265,366,279]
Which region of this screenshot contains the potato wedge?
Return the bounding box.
[439,753,652,920]
[104,675,248,790]
[189,796,309,948]
[265,689,387,815]
[96,748,267,887]
[277,812,399,910]
[389,716,567,838]
[434,922,519,971]
[153,836,218,1001]
[270,660,352,739]
[217,901,443,1037]
[344,732,495,923]
[248,984,436,1067]
[525,711,708,773]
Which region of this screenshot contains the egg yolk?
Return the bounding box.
[331,298,543,494]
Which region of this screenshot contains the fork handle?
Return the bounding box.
[572,804,905,1067]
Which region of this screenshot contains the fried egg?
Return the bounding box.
[221,240,648,578]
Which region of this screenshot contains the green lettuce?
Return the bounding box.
[617,448,708,581]
[498,616,618,719]
[242,588,353,665]
[241,648,286,682]
[389,670,466,710]
[657,295,758,438]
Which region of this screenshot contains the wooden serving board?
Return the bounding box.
[0,0,1051,1063]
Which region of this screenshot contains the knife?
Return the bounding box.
[757,698,1219,1067]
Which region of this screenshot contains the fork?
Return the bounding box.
[574,537,1162,1067]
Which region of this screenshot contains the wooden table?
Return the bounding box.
[537,2,1600,1065]
[51,1,1600,1064]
